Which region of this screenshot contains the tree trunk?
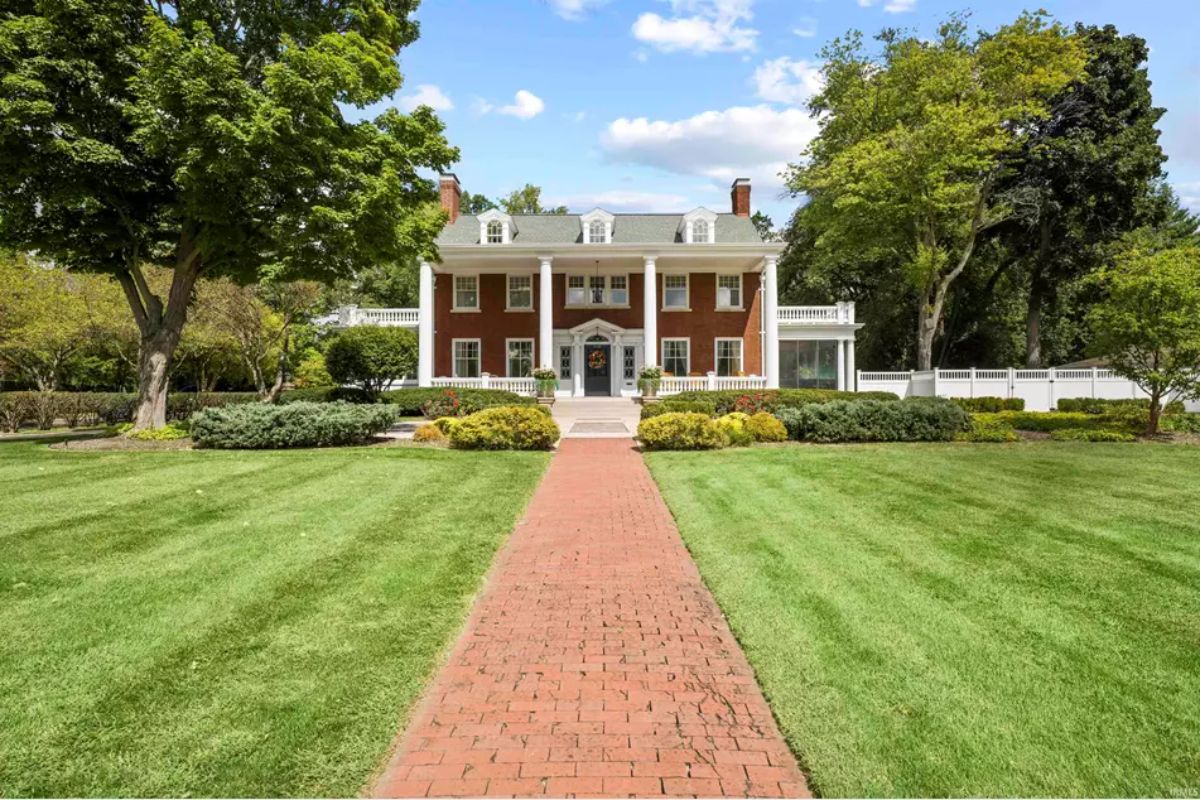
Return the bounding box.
[1146,391,1163,437]
[132,330,177,429]
[1026,219,1053,368]
[916,300,938,371]
[264,330,289,403]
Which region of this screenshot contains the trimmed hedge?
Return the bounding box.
[973,411,1102,433]
[951,396,1025,413]
[277,386,373,405]
[661,388,899,416]
[447,406,559,450]
[956,417,1020,443]
[1056,397,1185,414]
[0,391,257,431]
[379,387,536,416]
[714,412,754,446]
[777,398,970,443]
[637,412,725,450]
[1050,427,1136,442]
[640,399,719,420]
[412,424,447,443]
[190,401,398,449]
[745,412,787,442]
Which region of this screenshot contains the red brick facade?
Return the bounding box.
[433,271,763,378]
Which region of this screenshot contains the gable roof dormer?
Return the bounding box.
[580,208,615,244]
[477,208,515,244]
[680,207,718,243]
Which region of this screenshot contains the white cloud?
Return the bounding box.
[632,0,758,54]
[548,0,607,20]
[792,17,817,38]
[546,190,693,213]
[397,84,453,112]
[601,104,819,193]
[565,110,588,123]
[883,0,916,12]
[1176,181,1200,211]
[753,57,823,106]
[498,90,545,119]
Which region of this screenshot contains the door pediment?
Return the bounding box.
[568,317,626,338]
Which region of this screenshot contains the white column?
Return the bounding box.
[846,339,856,392]
[643,256,658,368]
[538,256,553,369]
[763,256,780,388]
[418,261,434,387]
[836,339,846,391]
[572,336,584,396]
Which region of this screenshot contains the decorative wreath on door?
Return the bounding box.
[587,349,607,370]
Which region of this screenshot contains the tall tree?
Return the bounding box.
[460,191,498,214]
[788,13,1085,370]
[500,184,568,215]
[0,0,457,428]
[994,24,1166,366]
[750,211,776,241]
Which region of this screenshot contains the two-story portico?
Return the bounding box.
[341,174,861,396]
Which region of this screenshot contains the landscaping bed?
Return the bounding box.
[646,443,1200,796]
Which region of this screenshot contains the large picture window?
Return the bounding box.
[453,340,480,378]
[662,339,689,377]
[779,340,839,389]
[506,339,534,377]
[715,338,743,376]
[507,274,532,309]
[716,274,741,309]
[663,274,688,309]
[453,275,478,310]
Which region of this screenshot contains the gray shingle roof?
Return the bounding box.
[436,213,763,245]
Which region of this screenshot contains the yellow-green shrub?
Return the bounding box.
[430,416,460,434]
[637,412,724,450]
[746,412,787,442]
[412,424,447,443]
[448,406,559,450]
[715,412,754,446]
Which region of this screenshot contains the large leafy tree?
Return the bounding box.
[993,24,1165,366]
[500,184,568,215]
[1087,241,1200,434]
[0,0,457,428]
[788,13,1085,370]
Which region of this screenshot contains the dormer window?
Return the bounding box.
[681,207,717,244]
[478,209,514,244]
[580,208,614,244]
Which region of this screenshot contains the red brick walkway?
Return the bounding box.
[373,439,808,798]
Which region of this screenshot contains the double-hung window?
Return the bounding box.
[507,275,532,310]
[715,338,743,376]
[453,340,480,378]
[663,274,688,309]
[716,274,741,309]
[609,275,628,305]
[506,339,534,377]
[559,345,573,380]
[662,339,690,377]
[453,275,478,310]
[567,275,587,306]
[589,275,606,305]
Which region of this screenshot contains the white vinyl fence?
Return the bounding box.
[858,367,1199,412]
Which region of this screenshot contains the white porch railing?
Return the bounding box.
[660,374,768,394]
[431,376,536,393]
[337,306,419,327]
[777,303,856,324]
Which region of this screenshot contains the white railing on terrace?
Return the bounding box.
[337,306,419,327]
[431,376,537,393]
[777,303,856,325]
[660,375,767,394]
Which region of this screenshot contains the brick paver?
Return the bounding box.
[373,439,808,798]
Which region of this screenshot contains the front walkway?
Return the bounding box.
[550,398,643,439]
[372,440,808,798]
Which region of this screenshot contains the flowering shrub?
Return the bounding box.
[733,393,772,415]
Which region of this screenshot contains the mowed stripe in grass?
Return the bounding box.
[0,442,548,797]
[646,443,1200,797]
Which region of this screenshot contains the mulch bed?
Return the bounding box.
[50,437,194,452]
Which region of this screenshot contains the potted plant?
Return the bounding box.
[638,366,663,399]
[531,367,558,402]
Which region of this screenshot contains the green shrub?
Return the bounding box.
[1163,413,1200,434]
[447,406,559,451]
[412,424,447,443]
[125,422,191,441]
[951,396,1025,413]
[0,393,28,432]
[377,387,534,416]
[325,326,417,395]
[277,386,374,405]
[715,412,754,446]
[0,391,254,430]
[637,412,725,451]
[430,416,460,434]
[777,398,970,443]
[747,412,788,442]
[165,392,258,421]
[1050,427,1137,442]
[956,417,1020,443]
[668,388,897,415]
[639,399,718,420]
[191,401,398,449]
[975,411,1102,432]
[1056,397,1185,414]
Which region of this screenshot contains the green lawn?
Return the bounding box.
[646,442,1200,797]
[0,442,548,797]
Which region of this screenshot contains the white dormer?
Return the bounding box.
[478,208,515,244]
[680,207,718,244]
[580,208,615,244]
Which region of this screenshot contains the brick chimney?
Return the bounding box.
[439,173,461,224]
[730,178,751,217]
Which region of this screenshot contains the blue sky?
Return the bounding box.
[363,0,1200,225]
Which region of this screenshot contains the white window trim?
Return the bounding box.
[477,209,515,244]
[452,338,481,378]
[452,273,480,312]
[716,273,743,311]
[580,208,615,244]
[505,338,535,378]
[680,207,718,244]
[506,273,533,311]
[661,337,691,377]
[662,273,690,311]
[714,337,744,376]
[563,274,631,308]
